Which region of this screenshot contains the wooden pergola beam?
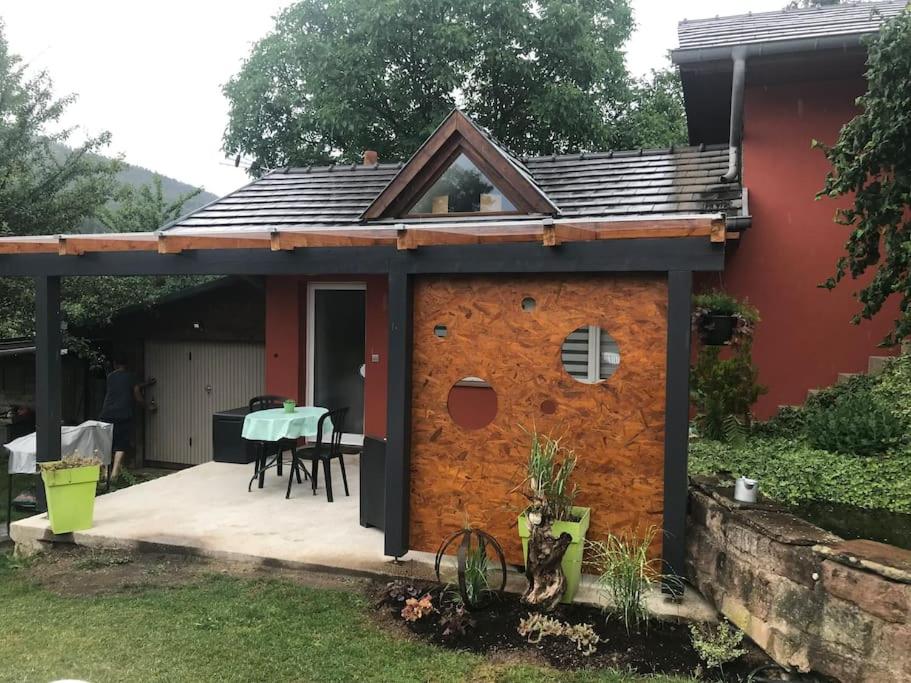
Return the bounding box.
[58,236,158,256]
[0,215,730,257]
[157,234,273,254]
[271,231,391,251]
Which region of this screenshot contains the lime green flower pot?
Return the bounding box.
[41,464,100,534]
[518,506,591,604]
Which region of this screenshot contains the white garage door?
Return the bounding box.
[144,341,265,465]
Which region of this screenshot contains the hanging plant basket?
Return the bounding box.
[434,527,507,611]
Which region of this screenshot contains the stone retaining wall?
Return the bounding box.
[687,484,911,682]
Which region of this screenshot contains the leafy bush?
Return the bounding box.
[689,620,745,670]
[873,354,911,429]
[805,383,904,456]
[752,406,807,439]
[691,346,765,441]
[689,437,911,513]
[690,293,765,441]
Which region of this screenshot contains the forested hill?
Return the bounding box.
[51,143,219,231]
[116,163,218,214]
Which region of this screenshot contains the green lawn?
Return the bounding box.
[0,549,695,683]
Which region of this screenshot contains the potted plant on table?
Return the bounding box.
[692,291,758,346]
[40,454,102,534]
[516,432,590,610]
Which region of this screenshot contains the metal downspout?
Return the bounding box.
[722,50,746,183]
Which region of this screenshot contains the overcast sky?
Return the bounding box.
[3,0,784,196]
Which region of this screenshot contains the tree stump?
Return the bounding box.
[522,515,573,612]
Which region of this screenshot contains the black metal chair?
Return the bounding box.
[285,407,349,502]
[246,395,301,491]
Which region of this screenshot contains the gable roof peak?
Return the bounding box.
[360,109,559,220]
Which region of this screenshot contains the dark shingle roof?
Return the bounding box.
[677,0,905,53]
[523,144,740,218]
[165,144,741,232]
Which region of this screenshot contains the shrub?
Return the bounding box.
[873,354,911,428]
[805,383,904,456]
[690,346,765,441]
[689,620,746,669]
[752,405,806,439]
[690,293,765,441]
[586,527,660,631]
[689,437,911,513]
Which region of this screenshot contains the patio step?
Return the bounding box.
[836,372,861,385]
[867,356,893,376]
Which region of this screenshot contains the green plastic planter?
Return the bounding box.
[41,464,100,534]
[518,506,591,604]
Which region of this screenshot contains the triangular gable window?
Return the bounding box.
[408,153,517,215]
[360,110,558,220]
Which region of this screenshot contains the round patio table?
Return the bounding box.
[242,407,331,491]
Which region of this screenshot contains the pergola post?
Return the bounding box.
[662,269,693,593]
[383,268,413,558]
[34,275,63,512]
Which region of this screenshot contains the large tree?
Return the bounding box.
[97,175,202,233]
[818,9,911,345]
[0,22,120,236]
[223,0,685,175]
[0,23,206,341]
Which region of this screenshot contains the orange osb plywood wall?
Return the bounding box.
[409,273,668,565]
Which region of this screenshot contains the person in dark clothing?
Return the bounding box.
[100,357,154,481]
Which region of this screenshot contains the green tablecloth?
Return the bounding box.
[241,407,330,442]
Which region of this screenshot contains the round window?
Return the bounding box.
[447,377,498,429]
[560,325,620,384]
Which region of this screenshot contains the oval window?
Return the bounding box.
[561,325,620,384]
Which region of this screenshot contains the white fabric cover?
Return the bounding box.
[4,420,113,474]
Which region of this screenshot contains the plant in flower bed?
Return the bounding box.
[689,620,746,673]
[434,526,507,611]
[586,527,661,632]
[516,431,590,609]
[517,613,601,656]
[374,579,767,677]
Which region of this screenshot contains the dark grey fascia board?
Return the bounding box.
[671,32,871,65]
[0,238,725,278]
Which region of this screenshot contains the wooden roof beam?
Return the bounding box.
[270,230,390,251]
[157,234,272,254]
[59,235,158,256]
[0,237,59,254]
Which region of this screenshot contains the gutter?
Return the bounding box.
[722,50,747,183]
[670,32,873,65]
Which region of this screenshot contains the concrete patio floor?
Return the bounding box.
[9,458,715,621]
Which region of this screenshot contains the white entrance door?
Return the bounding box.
[145,341,264,465]
[306,283,366,444]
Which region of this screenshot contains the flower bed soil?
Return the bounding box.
[375,583,772,679]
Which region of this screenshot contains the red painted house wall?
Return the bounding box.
[264,276,305,402]
[264,275,389,438]
[721,78,898,418]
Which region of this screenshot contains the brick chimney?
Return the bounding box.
[363,150,378,166]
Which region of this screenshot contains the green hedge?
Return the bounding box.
[689,437,911,514]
